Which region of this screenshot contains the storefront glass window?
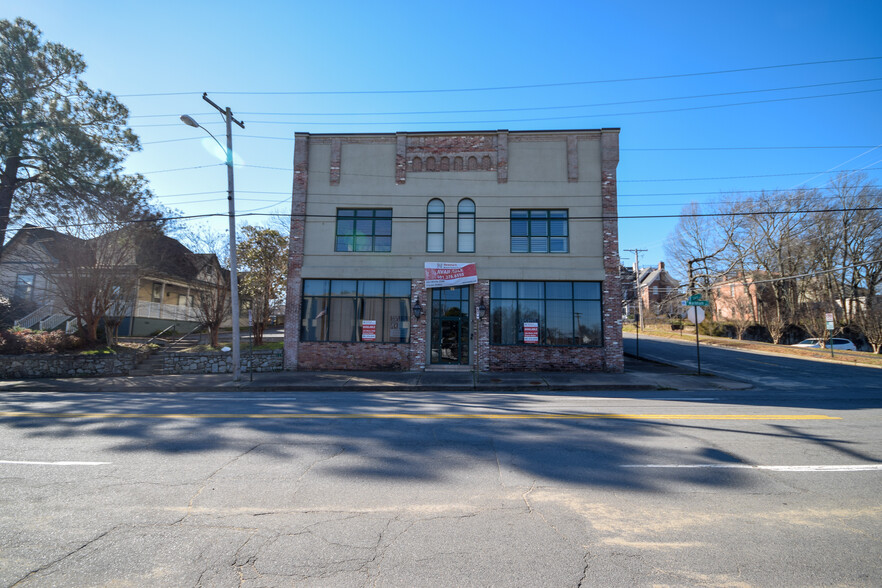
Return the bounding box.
[490,280,602,346]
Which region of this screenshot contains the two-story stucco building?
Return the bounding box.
[283,128,623,372]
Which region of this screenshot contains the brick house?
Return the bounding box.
[283,129,623,372]
[636,261,680,317]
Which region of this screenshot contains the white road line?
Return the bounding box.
[0,460,110,466]
[621,464,882,472]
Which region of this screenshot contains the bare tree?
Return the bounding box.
[193,267,230,348]
[853,305,882,353]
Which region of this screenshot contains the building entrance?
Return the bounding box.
[430,286,470,365]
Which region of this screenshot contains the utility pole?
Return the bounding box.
[185,93,245,381]
[625,248,647,358]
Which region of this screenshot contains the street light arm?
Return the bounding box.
[180,115,227,157]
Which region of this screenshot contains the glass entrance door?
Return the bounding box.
[430,286,470,365]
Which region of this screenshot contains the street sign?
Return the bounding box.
[688,294,703,302]
[826,321,835,330]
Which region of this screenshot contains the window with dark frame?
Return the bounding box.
[458,199,476,253]
[426,199,444,252]
[301,279,411,343]
[335,209,392,252]
[510,210,568,253]
[490,281,602,347]
[13,274,35,301]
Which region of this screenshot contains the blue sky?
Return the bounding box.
[5,0,882,279]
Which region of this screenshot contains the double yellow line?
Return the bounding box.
[0,411,840,421]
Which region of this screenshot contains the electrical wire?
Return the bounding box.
[115,56,882,97]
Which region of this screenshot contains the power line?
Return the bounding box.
[126,77,882,118]
[115,56,882,97]
[125,87,882,128]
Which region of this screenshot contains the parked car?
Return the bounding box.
[791,338,857,351]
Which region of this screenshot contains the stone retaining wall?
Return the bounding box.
[0,352,144,379]
[161,350,283,374]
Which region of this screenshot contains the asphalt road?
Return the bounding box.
[625,331,882,400]
[1,348,880,586]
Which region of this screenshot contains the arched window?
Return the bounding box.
[426,157,436,171]
[467,156,478,171]
[457,199,475,253]
[481,155,492,170]
[427,199,444,252]
[412,157,422,172]
[440,156,450,171]
[453,157,463,171]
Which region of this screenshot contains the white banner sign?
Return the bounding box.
[425,262,477,288]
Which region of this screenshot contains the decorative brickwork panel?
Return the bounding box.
[567,135,579,182]
[406,135,497,173]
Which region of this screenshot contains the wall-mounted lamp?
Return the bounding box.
[412,299,422,320]
[477,297,487,320]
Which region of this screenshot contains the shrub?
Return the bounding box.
[698,321,727,337]
[0,329,84,355]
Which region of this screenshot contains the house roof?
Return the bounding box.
[3,225,221,285]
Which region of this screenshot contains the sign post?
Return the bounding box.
[825,312,835,358]
[684,294,709,375]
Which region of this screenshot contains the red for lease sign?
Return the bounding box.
[362,320,376,341]
[523,322,539,344]
[425,262,477,288]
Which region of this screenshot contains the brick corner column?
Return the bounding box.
[496,130,508,184]
[409,280,427,370]
[396,133,407,185]
[600,128,623,373]
[475,279,490,371]
[329,138,341,186]
[284,133,309,371]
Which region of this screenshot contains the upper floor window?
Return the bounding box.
[426,199,444,252]
[510,210,568,253]
[13,274,35,301]
[335,209,392,252]
[458,199,475,252]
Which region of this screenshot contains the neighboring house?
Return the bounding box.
[635,261,680,317]
[711,272,780,324]
[619,265,637,319]
[0,225,228,336]
[283,128,623,372]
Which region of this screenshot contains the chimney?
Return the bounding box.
[658,261,665,271]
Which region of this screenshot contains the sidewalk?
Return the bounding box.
[0,356,750,393]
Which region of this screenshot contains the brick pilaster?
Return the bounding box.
[600,128,623,372]
[284,133,309,370]
[395,133,407,185]
[496,131,508,184]
[408,280,427,370]
[329,138,341,185]
[475,280,490,371]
